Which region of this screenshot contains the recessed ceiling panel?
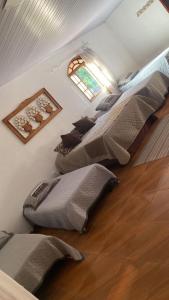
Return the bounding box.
[0,0,122,86]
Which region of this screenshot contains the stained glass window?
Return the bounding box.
[68,56,102,101]
[75,67,101,95]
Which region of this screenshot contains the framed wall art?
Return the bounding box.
[3,88,62,144]
[160,0,169,12]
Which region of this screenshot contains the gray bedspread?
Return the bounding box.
[0,234,83,292]
[24,164,117,232]
[55,72,169,174]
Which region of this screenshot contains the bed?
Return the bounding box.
[55,71,169,174]
[0,233,83,292]
[23,164,118,232]
[120,48,169,92]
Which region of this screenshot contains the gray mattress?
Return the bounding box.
[0,234,83,292]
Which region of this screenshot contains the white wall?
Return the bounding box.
[0,37,92,233]
[79,22,138,80]
[49,23,138,82]
[0,59,88,233]
[0,22,137,232]
[107,0,169,69]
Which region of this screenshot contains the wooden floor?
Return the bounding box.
[36,96,169,300]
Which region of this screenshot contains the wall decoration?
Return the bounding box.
[26,106,43,123]
[136,0,155,17]
[37,97,53,113]
[160,0,169,12]
[3,88,62,144]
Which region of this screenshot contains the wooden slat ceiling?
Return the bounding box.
[0,0,122,86]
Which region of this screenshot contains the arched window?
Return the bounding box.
[68,55,112,101]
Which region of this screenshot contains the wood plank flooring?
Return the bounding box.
[36,96,169,300]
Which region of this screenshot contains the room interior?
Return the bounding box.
[0,0,169,299]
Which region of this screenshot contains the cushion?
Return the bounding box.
[94,110,107,119]
[118,71,139,87]
[73,117,95,134]
[61,132,81,148]
[96,94,121,111]
[0,231,13,249]
[165,51,169,63]
[96,102,112,111]
[54,142,72,156]
[54,129,82,156]
[23,178,60,210]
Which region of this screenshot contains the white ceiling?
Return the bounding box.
[0,0,122,86]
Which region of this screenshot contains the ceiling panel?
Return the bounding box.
[0,0,122,86]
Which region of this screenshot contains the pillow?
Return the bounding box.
[96,94,121,111]
[96,102,112,112]
[61,132,81,148]
[94,110,107,119]
[54,142,72,156]
[73,117,95,134]
[118,71,139,87]
[54,129,82,156]
[23,178,60,210]
[165,51,169,63]
[0,231,13,249]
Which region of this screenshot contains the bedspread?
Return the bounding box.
[56,72,169,173]
[0,234,83,292]
[24,164,117,232]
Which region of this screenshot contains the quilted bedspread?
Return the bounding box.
[0,234,83,292]
[56,72,169,174]
[24,164,117,232]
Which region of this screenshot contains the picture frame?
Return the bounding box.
[3,88,62,144]
[160,0,169,12]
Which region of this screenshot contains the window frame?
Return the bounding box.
[67,56,102,101]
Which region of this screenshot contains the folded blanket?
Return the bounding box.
[23,178,60,210]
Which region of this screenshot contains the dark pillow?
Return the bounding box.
[61,132,81,148]
[70,128,83,138]
[96,94,121,111]
[73,117,95,134]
